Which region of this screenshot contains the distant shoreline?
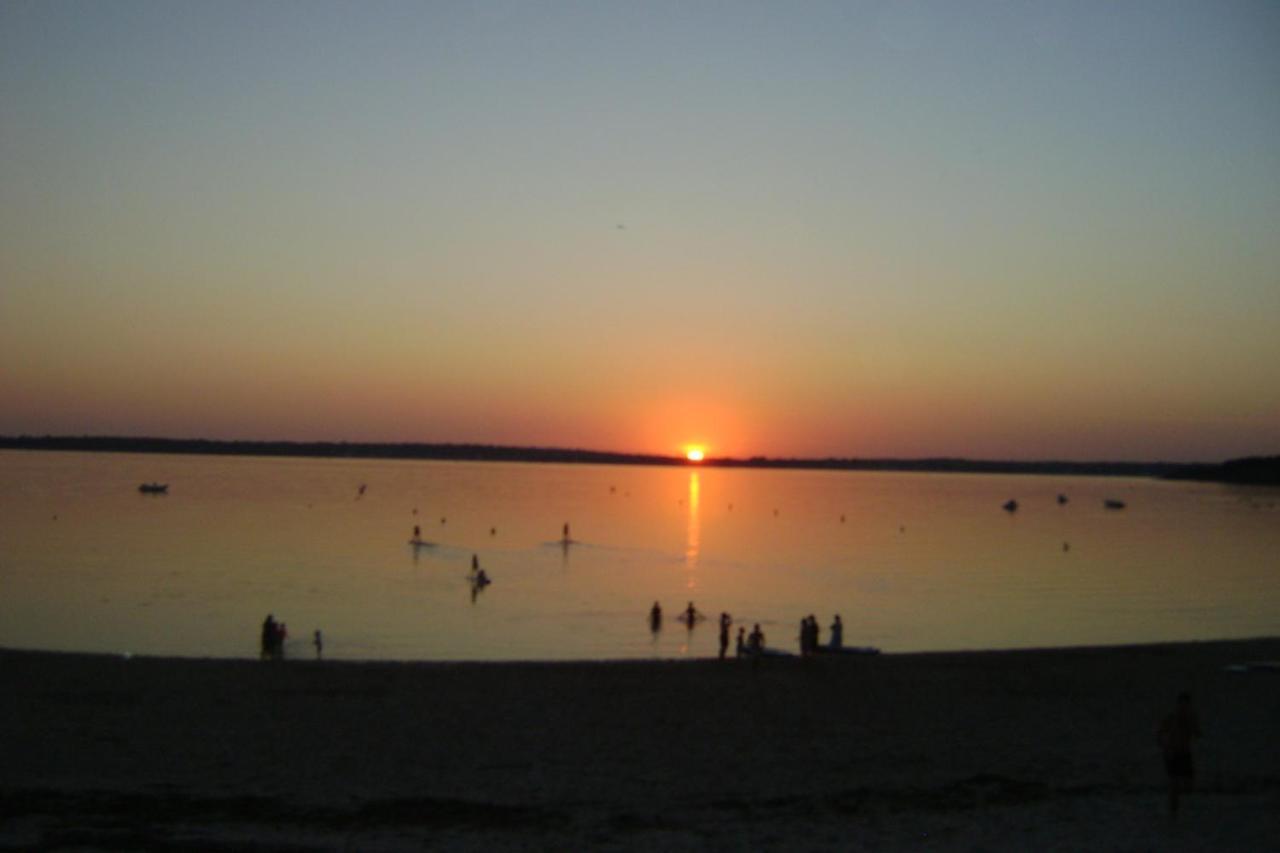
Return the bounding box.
[2,435,1276,483]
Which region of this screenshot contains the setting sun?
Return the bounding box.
[685,447,705,463]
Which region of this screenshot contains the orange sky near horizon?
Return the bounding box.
[1,3,1277,463]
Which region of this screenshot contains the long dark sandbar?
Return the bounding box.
[3,640,1278,850]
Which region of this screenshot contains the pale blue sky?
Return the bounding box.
[2,1,1277,460]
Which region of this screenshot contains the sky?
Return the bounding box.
[2,1,1277,462]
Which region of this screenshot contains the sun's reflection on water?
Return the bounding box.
[684,471,700,587]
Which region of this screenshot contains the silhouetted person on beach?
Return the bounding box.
[829,614,843,650]
[649,601,662,634]
[413,524,421,540]
[313,630,323,660]
[799,615,820,656]
[736,626,746,657]
[258,615,286,660]
[1159,691,1202,817]
[471,554,479,574]
[562,522,571,542]
[718,612,731,659]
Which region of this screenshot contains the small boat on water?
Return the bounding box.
[1057,494,1069,505]
[138,483,168,494]
[1104,499,1126,510]
[1002,499,1018,512]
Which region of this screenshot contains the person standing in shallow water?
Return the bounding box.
[1158,691,1202,817]
[748,624,765,667]
[683,601,700,627]
[649,602,662,634]
[718,612,731,659]
[261,614,276,659]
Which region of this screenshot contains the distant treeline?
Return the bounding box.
[5,435,1275,483]
[1160,455,1280,486]
[0,435,680,467]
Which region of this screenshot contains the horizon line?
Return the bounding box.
[6,434,1275,480]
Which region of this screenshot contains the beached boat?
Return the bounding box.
[138,483,168,494]
[1002,499,1018,512]
[1104,499,1126,509]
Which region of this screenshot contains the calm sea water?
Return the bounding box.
[1,450,1277,661]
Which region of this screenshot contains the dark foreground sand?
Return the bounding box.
[3,640,1278,851]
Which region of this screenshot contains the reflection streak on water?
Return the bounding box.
[685,471,700,586]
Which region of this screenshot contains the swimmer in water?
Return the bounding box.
[683,601,700,626]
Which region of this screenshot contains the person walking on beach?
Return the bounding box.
[649,601,662,634]
[736,626,746,657]
[718,612,732,659]
[1158,691,1202,817]
[829,614,843,651]
[313,629,323,660]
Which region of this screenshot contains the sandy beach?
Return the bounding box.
[2,639,1277,851]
